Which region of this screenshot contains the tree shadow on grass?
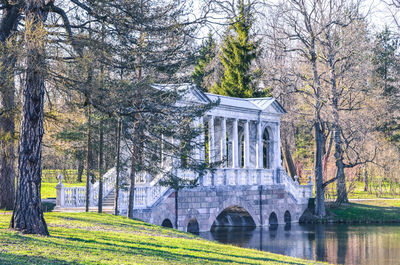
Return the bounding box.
[46,233,306,265]
[55,214,194,238]
[2,220,309,265]
[0,252,76,265]
[56,214,161,230]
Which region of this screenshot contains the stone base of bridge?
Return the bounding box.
[130,185,310,233]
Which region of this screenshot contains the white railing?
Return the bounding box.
[57,166,313,210]
[56,167,117,208]
[118,189,129,215]
[117,184,170,215]
[202,168,275,186]
[63,187,86,207]
[279,170,313,204]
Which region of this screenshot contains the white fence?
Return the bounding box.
[56,167,117,208]
[280,170,313,204]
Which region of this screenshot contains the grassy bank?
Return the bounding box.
[0,212,322,265]
[41,182,86,199]
[325,181,400,200]
[329,199,400,223]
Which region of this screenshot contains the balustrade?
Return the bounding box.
[56,167,313,211]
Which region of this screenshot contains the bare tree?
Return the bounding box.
[265,0,329,217]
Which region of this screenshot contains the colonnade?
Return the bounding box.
[205,115,281,170]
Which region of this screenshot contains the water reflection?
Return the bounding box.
[200,224,400,265]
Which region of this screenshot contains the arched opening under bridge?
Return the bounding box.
[161,219,173,228]
[187,218,199,234]
[211,205,256,229]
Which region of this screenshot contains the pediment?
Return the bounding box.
[152,83,210,104]
[248,98,286,114]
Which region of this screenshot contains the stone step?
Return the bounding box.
[102,191,116,206]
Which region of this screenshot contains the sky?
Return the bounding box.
[365,0,397,31]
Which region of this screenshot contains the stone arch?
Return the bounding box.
[187,218,199,234]
[161,218,173,228]
[284,210,291,224]
[183,208,202,232]
[209,196,260,231]
[262,125,273,169]
[269,211,278,226]
[211,205,256,229]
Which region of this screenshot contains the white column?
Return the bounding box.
[257,121,263,168]
[209,115,215,164]
[56,174,65,207]
[244,120,250,168]
[193,117,205,162]
[221,117,227,166]
[199,117,205,162]
[276,122,282,169]
[232,118,239,168]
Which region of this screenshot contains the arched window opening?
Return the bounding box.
[187,218,200,234]
[240,134,245,168]
[161,219,173,228]
[225,131,229,167]
[263,128,271,169]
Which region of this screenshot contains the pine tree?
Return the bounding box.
[211,0,259,98]
[373,28,400,149]
[192,33,216,91]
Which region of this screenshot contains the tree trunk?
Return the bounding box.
[310,42,326,217]
[328,53,348,205]
[128,121,140,219]
[10,1,49,235]
[128,148,136,219]
[85,106,92,212]
[363,168,368,192]
[175,189,178,229]
[98,119,104,213]
[0,4,20,211]
[114,118,122,215]
[314,121,326,217]
[77,157,84,183]
[0,45,16,210]
[282,135,296,179]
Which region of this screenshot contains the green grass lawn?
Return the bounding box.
[0,212,322,265]
[41,182,86,199]
[348,181,400,199]
[329,199,400,223]
[324,181,400,200]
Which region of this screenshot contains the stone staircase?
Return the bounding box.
[102,190,115,208]
[54,189,116,213]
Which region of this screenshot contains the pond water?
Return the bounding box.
[199,224,400,265]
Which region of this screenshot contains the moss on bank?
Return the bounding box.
[0,212,322,265]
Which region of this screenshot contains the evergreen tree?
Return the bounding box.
[211,0,260,98]
[373,28,400,149]
[192,33,216,91]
